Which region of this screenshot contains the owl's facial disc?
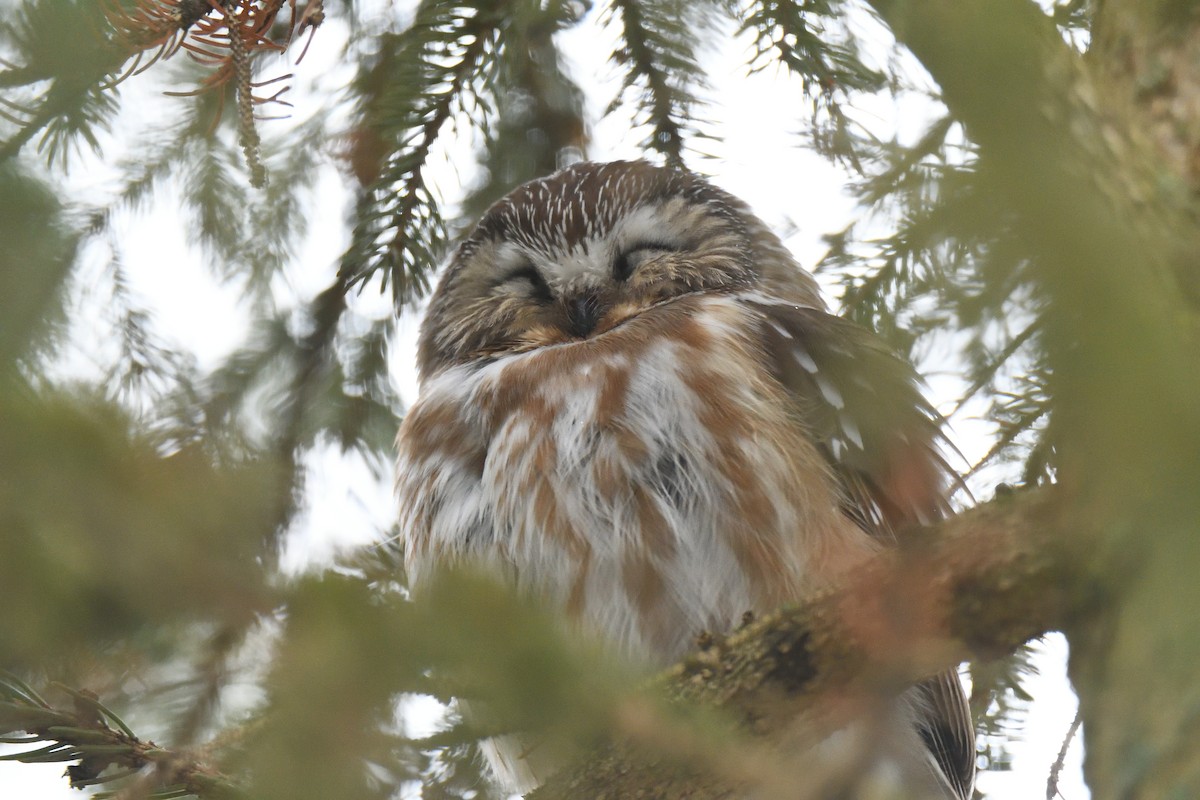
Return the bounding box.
[493,253,609,338]
[486,208,694,340]
[418,159,811,382]
[560,237,682,336]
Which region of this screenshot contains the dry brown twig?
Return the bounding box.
[98,0,326,184]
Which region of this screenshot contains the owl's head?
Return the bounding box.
[417,160,822,381]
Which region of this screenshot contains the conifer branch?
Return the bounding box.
[222,0,267,187]
[606,0,694,169]
[341,2,501,303]
[741,0,886,98]
[0,673,244,799]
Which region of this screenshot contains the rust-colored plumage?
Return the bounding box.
[396,160,974,798]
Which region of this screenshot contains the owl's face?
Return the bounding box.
[418,160,822,380]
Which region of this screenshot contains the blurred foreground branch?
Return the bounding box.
[0,486,1084,800]
[862,4,1200,798]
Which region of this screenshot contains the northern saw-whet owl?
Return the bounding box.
[395,160,975,799]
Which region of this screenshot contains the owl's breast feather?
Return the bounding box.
[397,293,876,662]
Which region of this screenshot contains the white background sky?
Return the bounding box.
[1,2,1085,797]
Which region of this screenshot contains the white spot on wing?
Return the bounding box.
[815,374,845,409]
[793,346,819,373]
[838,413,864,449]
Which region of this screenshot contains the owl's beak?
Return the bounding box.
[565,292,605,338]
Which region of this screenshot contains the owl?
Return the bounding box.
[395,160,975,798]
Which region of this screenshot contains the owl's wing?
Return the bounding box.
[749,300,962,539]
[749,300,975,800]
[912,670,978,800]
